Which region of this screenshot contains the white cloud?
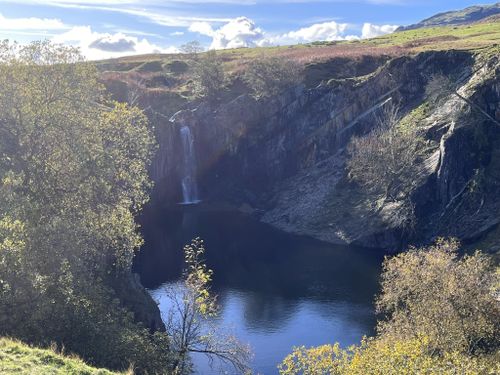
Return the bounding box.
[361,23,398,38]
[266,21,348,45]
[3,1,406,30]
[190,17,266,50]
[170,31,185,36]
[188,21,215,37]
[0,12,67,30]
[7,1,232,28]
[189,17,399,50]
[53,26,179,60]
[213,17,265,49]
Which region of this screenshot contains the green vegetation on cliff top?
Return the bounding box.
[98,20,500,71]
[97,20,499,105]
[360,21,500,50]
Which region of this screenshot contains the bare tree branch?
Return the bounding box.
[164,238,252,374]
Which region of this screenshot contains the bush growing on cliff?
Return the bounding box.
[347,103,424,230]
[244,57,302,98]
[279,239,500,374]
[192,50,226,101]
[0,40,172,373]
[347,103,423,200]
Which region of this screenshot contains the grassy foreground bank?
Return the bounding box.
[0,338,125,375]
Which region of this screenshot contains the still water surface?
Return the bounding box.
[135,206,384,374]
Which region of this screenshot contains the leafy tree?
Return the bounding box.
[165,238,251,374]
[376,238,500,355]
[192,50,226,101]
[243,56,302,98]
[279,239,500,374]
[0,40,171,373]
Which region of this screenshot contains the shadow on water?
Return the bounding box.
[134,205,385,374]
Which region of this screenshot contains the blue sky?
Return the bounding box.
[0,1,496,59]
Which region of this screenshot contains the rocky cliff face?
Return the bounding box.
[129,49,499,250]
[422,58,500,243]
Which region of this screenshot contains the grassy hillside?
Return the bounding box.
[397,2,500,31]
[97,20,499,104]
[360,20,500,50]
[0,338,124,375]
[98,20,500,70]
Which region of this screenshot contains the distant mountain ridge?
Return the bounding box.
[397,2,500,31]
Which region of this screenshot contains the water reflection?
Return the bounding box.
[135,206,384,374]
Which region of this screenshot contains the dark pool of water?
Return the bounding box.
[134,206,384,374]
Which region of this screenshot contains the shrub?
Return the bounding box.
[347,103,425,230]
[166,60,189,75]
[279,336,499,375]
[376,238,500,355]
[192,51,226,101]
[279,239,500,374]
[0,40,172,374]
[244,56,302,98]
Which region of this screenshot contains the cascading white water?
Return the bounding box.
[179,125,200,204]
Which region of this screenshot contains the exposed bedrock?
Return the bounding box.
[141,50,499,249]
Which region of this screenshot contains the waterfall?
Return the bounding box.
[179,125,200,204]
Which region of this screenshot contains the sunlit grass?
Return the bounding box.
[96,20,499,101]
[360,22,500,50]
[0,338,125,375]
[98,21,500,71]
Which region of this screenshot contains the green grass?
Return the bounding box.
[0,338,125,375]
[96,20,499,104]
[398,101,432,132]
[97,20,500,73]
[359,21,500,51]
